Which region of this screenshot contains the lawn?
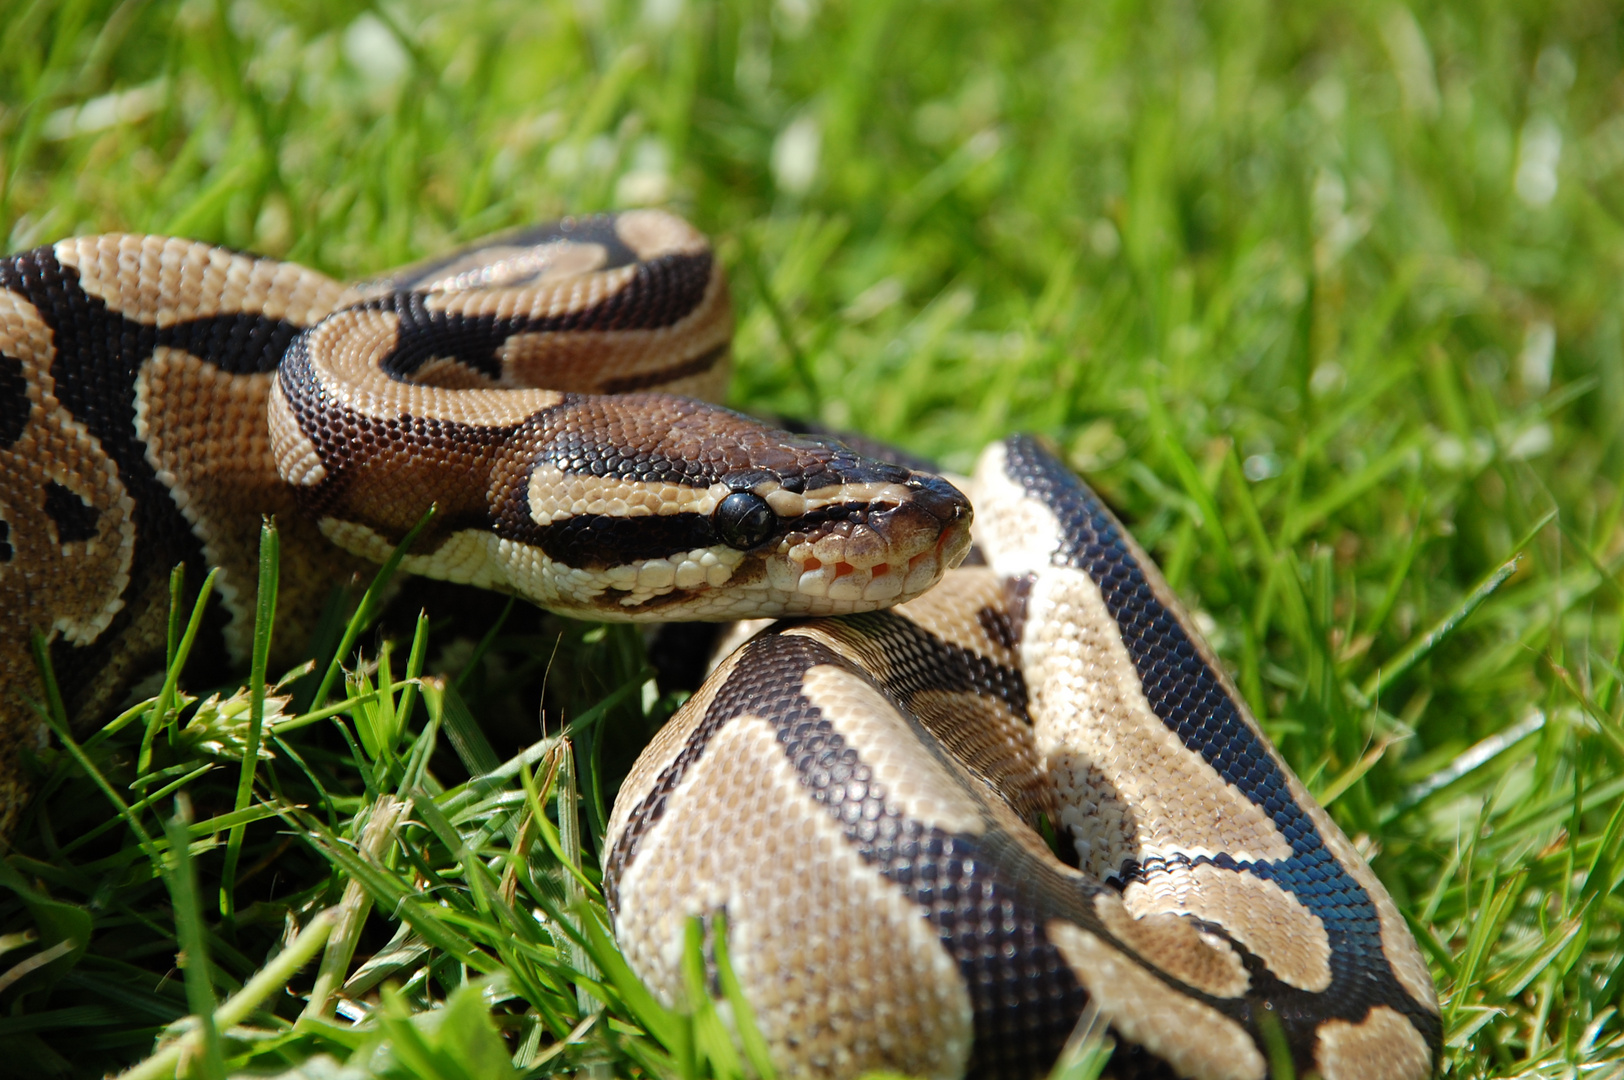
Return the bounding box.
[2,0,1621,1077]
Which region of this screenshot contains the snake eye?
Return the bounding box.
[714,492,777,550]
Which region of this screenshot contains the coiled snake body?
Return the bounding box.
[0,213,1439,1078]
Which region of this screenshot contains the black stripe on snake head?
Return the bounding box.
[507,395,970,538]
[478,398,974,614]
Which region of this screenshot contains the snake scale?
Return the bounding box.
[0,211,1439,1079]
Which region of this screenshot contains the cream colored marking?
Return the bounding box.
[601,547,747,604]
[408,241,609,292]
[764,488,806,515]
[972,447,1288,866]
[607,646,751,842]
[418,262,641,318]
[970,442,1236,687]
[266,378,327,486]
[1047,921,1265,1080]
[614,208,711,259]
[54,235,355,327]
[966,440,1067,576]
[765,481,917,520]
[319,519,878,622]
[526,465,732,526]
[296,308,565,426]
[1314,1006,1432,1080]
[1122,862,1332,992]
[1021,567,1293,873]
[407,356,503,389]
[1091,894,1249,999]
[613,713,973,1080]
[319,521,520,594]
[797,662,986,837]
[0,287,56,363]
[1120,504,1436,1011]
[976,441,1437,1009]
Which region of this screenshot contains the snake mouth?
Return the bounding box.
[767,474,973,610]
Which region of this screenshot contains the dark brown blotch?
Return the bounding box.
[0,353,28,448]
[42,481,100,544]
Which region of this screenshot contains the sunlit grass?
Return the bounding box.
[2,0,1622,1076]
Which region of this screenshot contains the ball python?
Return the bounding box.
[0,213,1439,1078]
[0,210,969,830]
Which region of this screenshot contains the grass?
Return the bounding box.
[2,0,1622,1076]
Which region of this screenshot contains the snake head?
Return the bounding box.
[720,448,974,618]
[504,396,975,620]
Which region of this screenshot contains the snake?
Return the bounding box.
[0,212,1439,1078]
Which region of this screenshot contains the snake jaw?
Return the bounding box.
[767,471,972,613]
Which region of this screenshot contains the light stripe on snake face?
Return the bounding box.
[275,350,971,617]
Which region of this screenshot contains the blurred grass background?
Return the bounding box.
[3,0,1624,1076]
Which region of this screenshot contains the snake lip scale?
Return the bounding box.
[0,211,1438,1079]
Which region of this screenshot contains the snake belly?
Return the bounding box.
[606,435,1442,1080]
[0,211,971,834]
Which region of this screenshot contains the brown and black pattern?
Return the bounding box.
[0,237,361,832]
[608,616,1354,1080]
[0,211,971,835]
[979,436,1439,1074]
[606,436,1440,1080]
